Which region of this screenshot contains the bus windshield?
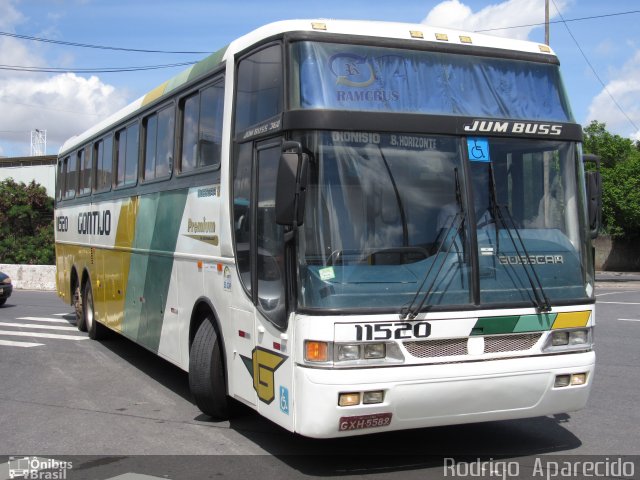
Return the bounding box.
[291,41,574,122]
[295,131,594,312]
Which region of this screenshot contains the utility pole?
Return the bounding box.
[545,0,550,45]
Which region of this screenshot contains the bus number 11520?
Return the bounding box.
[354,322,431,341]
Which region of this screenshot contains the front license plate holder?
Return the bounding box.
[339,412,392,431]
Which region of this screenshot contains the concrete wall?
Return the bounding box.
[0,264,56,291]
[0,164,56,197]
[594,236,640,271]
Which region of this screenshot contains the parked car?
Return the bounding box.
[0,272,13,306]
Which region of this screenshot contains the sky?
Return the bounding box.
[1,0,639,157]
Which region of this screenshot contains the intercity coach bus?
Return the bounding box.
[55,19,601,438]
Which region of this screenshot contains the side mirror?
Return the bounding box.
[582,154,602,239]
[275,141,308,227]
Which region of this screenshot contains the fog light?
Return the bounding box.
[339,392,361,407]
[552,331,569,346]
[363,390,384,404]
[305,341,329,362]
[364,343,386,359]
[337,344,361,361]
[569,330,588,345]
[571,373,587,385]
[554,374,571,388]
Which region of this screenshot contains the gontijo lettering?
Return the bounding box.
[77,210,111,235]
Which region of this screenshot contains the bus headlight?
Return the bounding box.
[337,344,361,361]
[304,341,403,366]
[543,328,593,352]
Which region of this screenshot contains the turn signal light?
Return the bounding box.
[305,340,329,362]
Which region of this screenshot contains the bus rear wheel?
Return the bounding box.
[189,318,229,420]
[83,281,106,340]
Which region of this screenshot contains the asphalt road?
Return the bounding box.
[0,286,638,479]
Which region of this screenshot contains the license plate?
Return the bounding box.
[339,413,392,431]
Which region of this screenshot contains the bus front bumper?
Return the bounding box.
[293,351,595,438]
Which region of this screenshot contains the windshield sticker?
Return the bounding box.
[319,267,336,281]
[467,137,490,162]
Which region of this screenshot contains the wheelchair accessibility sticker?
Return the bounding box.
[280,386,290,415]
[467,137,490,162]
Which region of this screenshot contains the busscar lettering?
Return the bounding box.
[498,255,564,265]
[464,120,563,136]
[77,210,111,235]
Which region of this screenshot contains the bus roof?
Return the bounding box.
[59,19,557,156]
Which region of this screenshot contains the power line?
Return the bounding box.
[0,60,198,74]
[549,0,639,133]
[475,9,640,33]
[0,30,211,55]
[0,99,102,117]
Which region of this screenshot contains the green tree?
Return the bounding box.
[583,121,640,239]
[0,178,54,264]
[583,120,635,166]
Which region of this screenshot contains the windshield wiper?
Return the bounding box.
[400,169,466,320]
[487,163,552,312]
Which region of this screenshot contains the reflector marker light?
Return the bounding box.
[435,33,449,41]
[459,35,472,44]
[312,22,327,31]
[410,30,424,39]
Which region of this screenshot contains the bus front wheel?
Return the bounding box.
[189,318,229,420]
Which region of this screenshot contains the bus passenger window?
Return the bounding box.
[65,155,77,199]
[57,158,66,200]
[144,106,175,180]
[180,81,223,173]
[116,124,139,187]
[94,136,113,192]
[198,84,223,169]
[78,146,92,196]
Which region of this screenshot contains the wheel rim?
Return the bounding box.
[85,287,94,332]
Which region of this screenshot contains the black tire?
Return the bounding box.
[74,284,86,332]
[84,281,106,340]
[189,317,229,419]
[0,298,6,307]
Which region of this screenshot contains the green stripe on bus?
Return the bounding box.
[471,313,557,335]
[123,190,188,352]
[188,46,227,82]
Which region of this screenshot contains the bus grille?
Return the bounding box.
[403,333,542,359]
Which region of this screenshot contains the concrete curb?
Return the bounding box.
[0,264,56,291]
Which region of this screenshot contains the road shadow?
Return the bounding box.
[95,333,193,403]
[91,333,584,476]
[226,413,582,476]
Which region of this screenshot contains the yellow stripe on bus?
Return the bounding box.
[98,197,139,331]
[143,81,169,106]
[552,311,591,329]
